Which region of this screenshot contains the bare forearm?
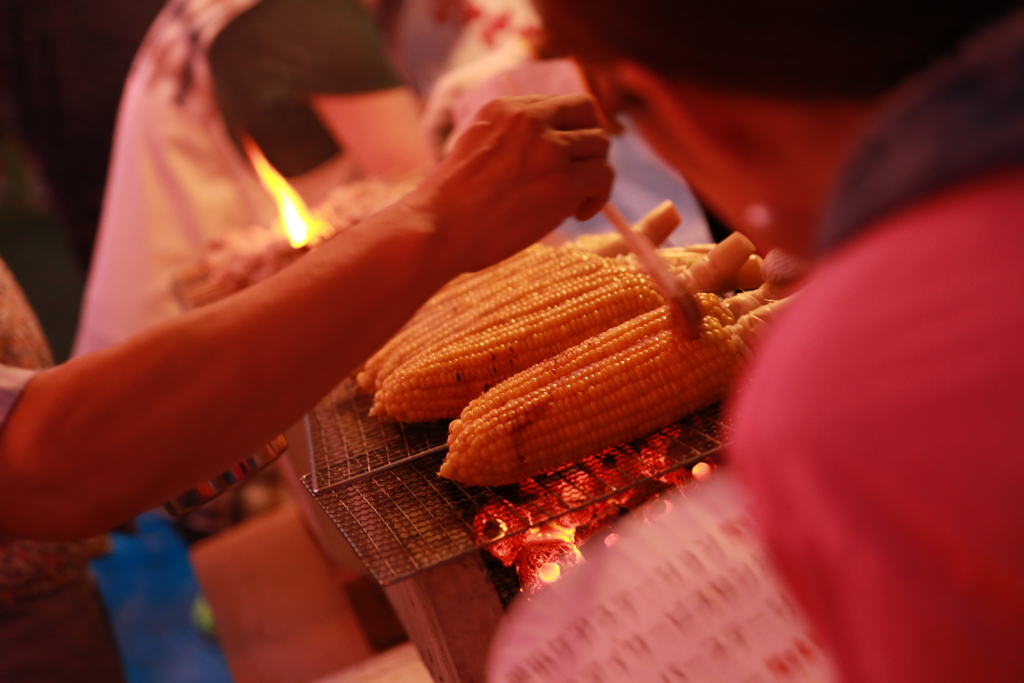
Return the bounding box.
[0,203,450,537]
[313,87,436,178]
[0,94,613,539]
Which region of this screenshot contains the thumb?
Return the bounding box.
[570,159,615,220]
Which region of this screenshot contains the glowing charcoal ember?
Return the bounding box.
[546,472,615,527]
[481,530,525,568]
[474,501,531,567]
[527,525,571,546]
[572,502,629,547]
[691,461,714,481]
[655,467,693,489]
[616,480,666,509]
[470,407,730,592]
[538,563,561,584]
[637,435,676,477]
[555,496,623,543]
[480,517,509,541]
[642,496,675,524]
[515,524,583,596]
[573,486,668,548]
[554,508,595,532]
[517,542,579,595]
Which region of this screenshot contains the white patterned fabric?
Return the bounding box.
[0,365,35,426]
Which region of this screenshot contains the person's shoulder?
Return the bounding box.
[731,168,1024,683]
[773,164,1024,371]
[731,166,1024,473]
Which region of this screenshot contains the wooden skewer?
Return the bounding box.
[601,203,701,341]
[498,75,701,340]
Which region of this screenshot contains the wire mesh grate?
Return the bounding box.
[304,378,731,585]
[308,379,450,491]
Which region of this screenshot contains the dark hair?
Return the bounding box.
[535,0,1020,99]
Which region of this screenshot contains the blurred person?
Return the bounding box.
[384,0,542,99]
[418,0,715,245]
[0,92,612,681]
[74,0,435,356]
[534,0,1024,680]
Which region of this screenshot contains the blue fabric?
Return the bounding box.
[90,513,231,683]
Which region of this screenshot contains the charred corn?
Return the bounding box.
[359,244,583,391]
[440,294,786,486]
[372,263,666,421]
[370,237,762,421]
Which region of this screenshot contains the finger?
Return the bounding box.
[538,93,602,131]
[566,158,615,220]
[420,108,452,153]
[575,196,605,222]
[551,127,611,161]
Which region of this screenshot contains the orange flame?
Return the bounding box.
[243,138,327,248]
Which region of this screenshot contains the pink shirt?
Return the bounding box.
[730,168,1024,681]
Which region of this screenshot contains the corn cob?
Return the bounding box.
[679,232,757,293]
[370,237,761,421]
[371,263,666,421]
[571,200,681,256]
[439,294,786,486]
[358,244,587,391]
[617,233,761,294]
[636,249,764,292]
[357,244,550,390]
[364,233,755,393]
[362,200,687,392]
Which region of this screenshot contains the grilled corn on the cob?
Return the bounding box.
[371,258,666,421]
[440,293,785,486]
[370,242,759,422]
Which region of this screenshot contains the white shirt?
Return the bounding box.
[73,0,275,356]
[0,365,37,426]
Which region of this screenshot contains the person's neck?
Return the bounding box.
[670,82,879,257]
[743,98,876,256]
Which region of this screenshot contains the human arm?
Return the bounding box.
[210,0,433,180]
[0,95,613,540]
[311,86,435,179]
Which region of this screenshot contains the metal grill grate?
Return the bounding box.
[304,378,731,585]
[308,380,450,492]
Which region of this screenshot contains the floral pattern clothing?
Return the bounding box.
[0,259,109,606]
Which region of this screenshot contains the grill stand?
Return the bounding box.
[284,414,506,682]
[293,379,730,683]
[384,552,505,683]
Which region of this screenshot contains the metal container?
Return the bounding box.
[164,433,289,515]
